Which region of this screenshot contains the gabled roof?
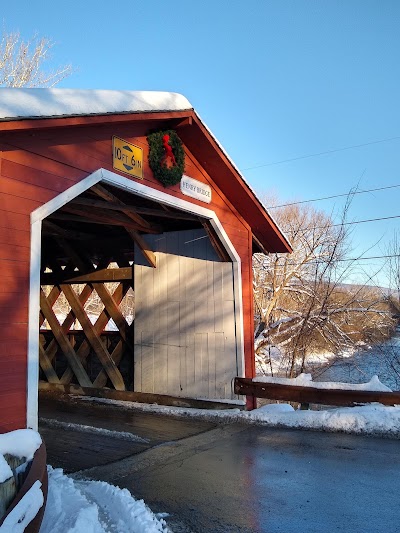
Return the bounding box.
[0,88,291,253]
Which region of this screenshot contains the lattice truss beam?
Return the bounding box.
[39,253,134,390]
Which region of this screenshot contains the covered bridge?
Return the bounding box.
[0,89,291,431]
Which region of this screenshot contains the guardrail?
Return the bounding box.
[234,377,400,407]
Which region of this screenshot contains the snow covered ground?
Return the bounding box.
[40,467,169,533]
[2,372,400,531]
[39,390,400,532]
[253,372,393,391]
[255,344,356,377]
[0,430,168,533]
[82,390,400,439]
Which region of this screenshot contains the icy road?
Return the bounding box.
[80,424,400,533]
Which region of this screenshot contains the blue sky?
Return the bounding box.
[2,0,400,286]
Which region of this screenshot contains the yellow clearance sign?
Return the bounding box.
[112,136,143,179]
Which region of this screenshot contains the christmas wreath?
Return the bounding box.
[147,130,185,187]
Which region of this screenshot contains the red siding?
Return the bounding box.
[0,119,258,429]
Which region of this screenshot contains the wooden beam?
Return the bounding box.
[39,286,61,327]
[125,228,156,268]
[91,183,153,230]
[175,116,193,128]
[39,383,244,410]
[38,343,61,384]
[60,283,128,385]
[41,266,133,285]
[50,210,158,231]
[42,220,96,241]
[40,289,93,387]
[92,283,133,348]
[234,378,400,407]
[60,205,160,233]
[42,240,132,390]
[61,284,126,391]
[201,221,231,262]
[57,238,91,274]
[252,234,270,256]
[71,197,198,221]
[41,284,94,364]
[93,340,124,388]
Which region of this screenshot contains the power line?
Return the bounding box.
[331,214,400,228]
[334,254,400,262]
[267,183,400,209]
[242,134,400,171]
[281,215,400,233]
[281,214,400,233]
[264,254,400,265]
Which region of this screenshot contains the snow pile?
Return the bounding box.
[0,430,43,531]
[247,402,400,436]
[0,480,44,533]
[83,395,400,438]
[0,429,42,482]
[40,467,169,533]
[0,429,42,462]
[253,373,393,392]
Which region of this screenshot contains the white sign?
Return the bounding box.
[180,175,212,203]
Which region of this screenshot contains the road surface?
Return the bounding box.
[79,423,400,533]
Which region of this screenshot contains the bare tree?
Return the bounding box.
[386,231,400,306]
[376,231,400,386]
[0,30,72,87]
[254,200,395,377]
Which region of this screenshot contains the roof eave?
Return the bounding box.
[0,108,292,254]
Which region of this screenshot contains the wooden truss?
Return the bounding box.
[39,243,134,391]
[39,182,231,391]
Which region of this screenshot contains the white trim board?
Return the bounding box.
[27,169,245,429]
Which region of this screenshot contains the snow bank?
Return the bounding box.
[40,467,168,533]
[40,418,149,443]
[247,402,400,436]
[83,396,400,438]
[253,373,393,392]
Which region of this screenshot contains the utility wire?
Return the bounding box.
[281,214,400,233]
[267,183,400,209]
[265,254,400,265]
[334,254,400,262]
[242,134,400,171]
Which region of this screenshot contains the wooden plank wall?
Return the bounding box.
[0,121,254,429]
[134,229,238,399]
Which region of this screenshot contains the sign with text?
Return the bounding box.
[180,175,212,203]
[112,136,143,179]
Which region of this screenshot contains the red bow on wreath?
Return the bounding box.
[147,129,184,187]
[162,134,177,167]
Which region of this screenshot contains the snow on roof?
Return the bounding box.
[0,88,291,250]
[0,88,192,120]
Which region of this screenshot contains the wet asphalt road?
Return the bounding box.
[80,424,400,533]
